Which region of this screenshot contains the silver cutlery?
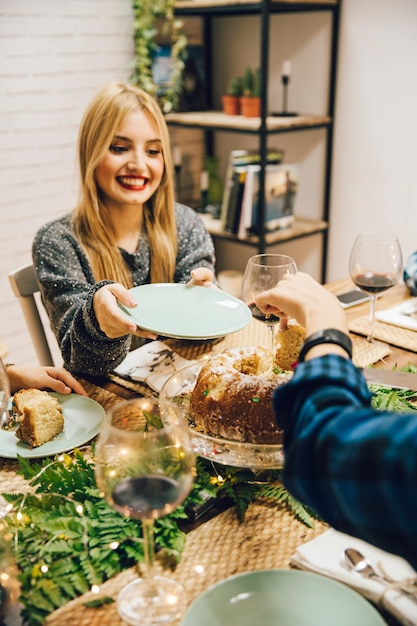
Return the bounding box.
[345,548,417,601]
[0,406,21,432]
[362,368,417,391]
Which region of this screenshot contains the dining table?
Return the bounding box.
[1,277,416,626]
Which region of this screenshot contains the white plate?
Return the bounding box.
[119,284,251,339]
[1,393,105,459]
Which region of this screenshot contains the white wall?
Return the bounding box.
[328,0,417,280]
[0,0,134,365]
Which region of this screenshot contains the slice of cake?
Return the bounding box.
[274,322,306,371]
[13,388,64,448]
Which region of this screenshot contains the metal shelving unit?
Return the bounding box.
[169,0,341,282]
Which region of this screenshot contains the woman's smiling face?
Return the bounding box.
[95,109,165,209]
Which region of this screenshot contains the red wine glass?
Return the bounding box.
[349,233,403,343]
[241,254,297,360]
[94,396,196,626]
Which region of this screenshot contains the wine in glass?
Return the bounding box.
[349,232,403,343]
[241,254,297,360]
[94,396,196,626]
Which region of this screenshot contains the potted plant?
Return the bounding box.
[240,66,261,118]
[222,75,242,115]
[131,0,188,113]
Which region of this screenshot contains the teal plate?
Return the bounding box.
[180,570,386,626]
[119,284,251,339]
[2,393,105,459]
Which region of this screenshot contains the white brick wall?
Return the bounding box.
[0,0,134,365]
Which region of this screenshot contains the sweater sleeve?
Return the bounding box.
[274,354,417,569]
[173,204,216,283]
[32,216,131,376]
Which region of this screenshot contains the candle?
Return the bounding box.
[173,145,182,166]
[200,170,209,191]
[282,60,291,77]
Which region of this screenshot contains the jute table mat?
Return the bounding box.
[349,315,417,353]
[108,318,274,394]
[45,503,329,626]
[109,319,391,395]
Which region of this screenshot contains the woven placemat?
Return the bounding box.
[109,321,390,395]
[349,316,417,353]
[351,336,392,368]
[45,502,329,626]
[107,319,279,395]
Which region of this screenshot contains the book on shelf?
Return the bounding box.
[220,147,284,231]
[224,167,246,233]
[238,163,300,238]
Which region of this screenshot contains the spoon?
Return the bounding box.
[345,548,417,600]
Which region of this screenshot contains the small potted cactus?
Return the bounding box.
[240,66,261,117]
[222,75,243,115]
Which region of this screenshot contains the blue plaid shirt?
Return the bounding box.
[274,354,417,569]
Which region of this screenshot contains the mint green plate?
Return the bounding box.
[180,570,386,626]
[119,284,251,339]
[2,393,105,459]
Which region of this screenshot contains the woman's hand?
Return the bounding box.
[188,267,219,290]
[93,284,157,340]
[7,365,88,396]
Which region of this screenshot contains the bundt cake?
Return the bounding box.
[189,323,305,445]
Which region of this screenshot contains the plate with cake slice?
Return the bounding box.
[0,391,105,459]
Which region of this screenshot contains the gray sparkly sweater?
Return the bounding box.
[32,204,216,376]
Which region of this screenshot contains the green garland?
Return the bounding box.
[131,0,188,113]
[369,364,417,412]
[2,451,315,625]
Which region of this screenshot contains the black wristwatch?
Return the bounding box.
[298,329,353,363]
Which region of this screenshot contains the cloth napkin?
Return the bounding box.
[376,298,417,332]
[114,340,193,392]
[292,529,417,626]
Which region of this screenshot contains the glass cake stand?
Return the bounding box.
[159,361,284,470]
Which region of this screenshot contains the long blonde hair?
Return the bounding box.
[73,82,177,287]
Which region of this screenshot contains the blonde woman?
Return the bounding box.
[32,82,216,376]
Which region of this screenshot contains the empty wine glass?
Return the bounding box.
[241,254,297,360]
[349,232,403,343]
[94,396,196,626]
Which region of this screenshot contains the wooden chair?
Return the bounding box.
[8,263,56,366]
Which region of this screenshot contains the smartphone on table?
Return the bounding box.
[336,289,370,309]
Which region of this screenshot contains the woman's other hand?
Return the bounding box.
[7,365,88,396]
[93,283,157,340]
[188,267,219,289]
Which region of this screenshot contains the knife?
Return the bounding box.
[362,368,417,392]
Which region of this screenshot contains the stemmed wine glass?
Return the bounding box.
[241,254,297,360]
[349,232,403,343]
[94,396,196,626]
